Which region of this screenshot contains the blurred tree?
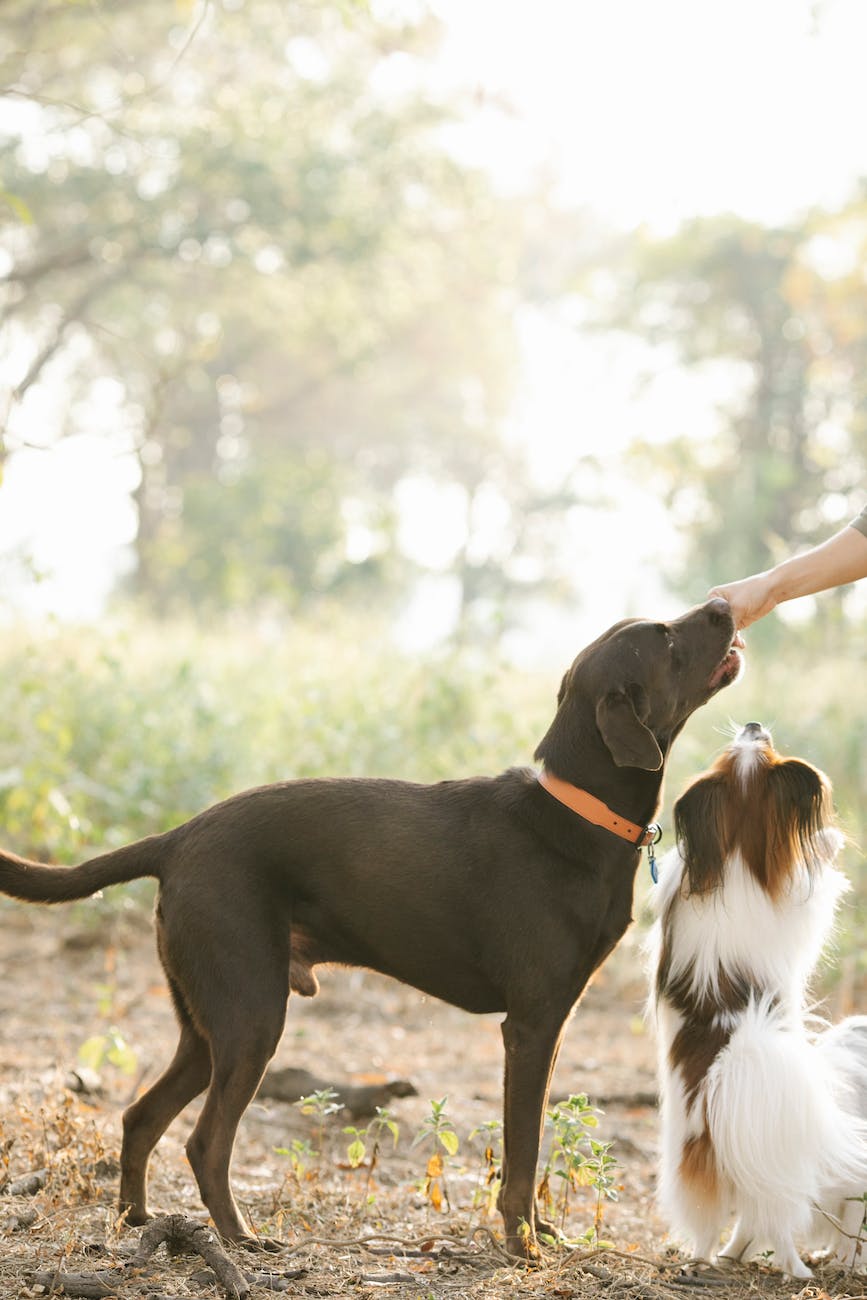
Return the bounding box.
[610,203,867,603]
[1,0,579,630]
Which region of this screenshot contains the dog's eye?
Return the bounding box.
[654,623,679,660]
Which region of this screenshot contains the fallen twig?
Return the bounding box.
[357,1272,418,1285]
[24,1271,120,1299]
[26,1214,254,1300]
[131,1214,250,1298]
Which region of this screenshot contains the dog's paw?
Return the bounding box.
[117,1204,155,1229]
[503,1230,543,1265]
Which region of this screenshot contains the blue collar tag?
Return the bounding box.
[647,825,663,883]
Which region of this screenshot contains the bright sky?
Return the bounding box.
[4,0,867,638]
[430,0,867,229]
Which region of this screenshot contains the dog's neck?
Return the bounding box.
[534,709,669,832]
[537,769,661,847]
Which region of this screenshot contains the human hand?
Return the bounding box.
[708,573,778,630]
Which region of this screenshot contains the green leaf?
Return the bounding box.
[106,1028,138,1075]
[77,1035,107,1071]
[438,1129,459,1157]
[347,1137,366,1167]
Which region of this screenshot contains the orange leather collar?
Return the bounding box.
[537,770,660,848]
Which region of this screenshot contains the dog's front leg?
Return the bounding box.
[499,1012,565,1259]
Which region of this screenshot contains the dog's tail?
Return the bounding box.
[706,996,867,1241]
[0,835,166,904]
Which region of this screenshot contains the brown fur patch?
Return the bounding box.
[660,959,757,1107]
[674,741,832,901]
[680,1127,719,1206]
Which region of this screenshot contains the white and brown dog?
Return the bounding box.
[648,723,867,1277]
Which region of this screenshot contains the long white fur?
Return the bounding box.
[811,1016,867,1267]
[651,838,846,1011]
[648,755,867,1278]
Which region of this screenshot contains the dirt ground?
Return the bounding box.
[0,899,863,1300]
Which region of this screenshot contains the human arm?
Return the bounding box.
[708,518,867,630]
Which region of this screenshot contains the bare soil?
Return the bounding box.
[0,899,862,1300]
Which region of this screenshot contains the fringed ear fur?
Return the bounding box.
[595,687,663,771]
[675,754,839,900]
[760,758,837,893]
[673,775,729,895]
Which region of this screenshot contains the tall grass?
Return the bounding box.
[1,615,864,960]
[0,614,548,861]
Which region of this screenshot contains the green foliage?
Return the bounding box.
[413,1096,459,1212]
[615,204,867,600]
[412,1096,459,1159]
[538,1093,619,1245]
[1,0,561,631]
[1,610,865,979]
[295,1087,344,1170]
[77,1027,138,1077]
[143,452,357,612]
[343,1106,400,1170]
[468,1117,502,1218]
[343,1106,400,1211]
[0,614,545,867]
[273,1137,316,1183]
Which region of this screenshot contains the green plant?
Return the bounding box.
[344,1105,400,1170]
[468,1118,502,1219]
[77,1026,138,1076]
[412,1097,459,1213]
[274,1137,316,1183]
[343,1106,400,1209]
[537,1094,620,1245]
[295,1088,344,1167]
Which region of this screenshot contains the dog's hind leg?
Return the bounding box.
[717,1216,753,1264]
[119,1014,212,1224]
[183,959,289,1245]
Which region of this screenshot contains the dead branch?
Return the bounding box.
[131,1214,250,1298]
[26,1214,255,1300]
[24,1271,120,1299]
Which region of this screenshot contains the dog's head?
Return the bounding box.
[673,722,841,898]
[536,597,741,775]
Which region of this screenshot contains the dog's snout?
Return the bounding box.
[706,596,733,625]
[738,721,771,744]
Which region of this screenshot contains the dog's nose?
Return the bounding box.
[705,596,733,625]
[738,721,771,744]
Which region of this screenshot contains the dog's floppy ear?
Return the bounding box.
[674,775,728,895]
[763,758,838,884]
[556,667,573,707]
[595,686,663,771]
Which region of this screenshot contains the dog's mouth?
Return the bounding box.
[708,634,745,691]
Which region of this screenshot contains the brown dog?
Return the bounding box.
[0,599,740,1256]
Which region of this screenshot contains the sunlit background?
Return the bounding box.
[1,0,866,910]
